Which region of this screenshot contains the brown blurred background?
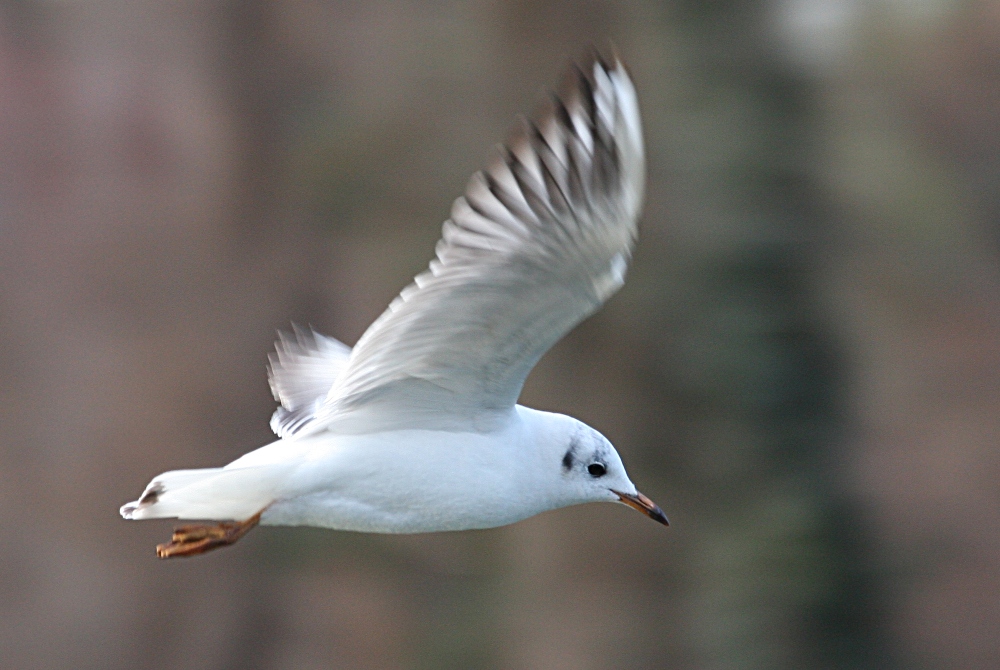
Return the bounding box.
[0,0,998,668]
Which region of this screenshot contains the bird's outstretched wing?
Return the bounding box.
[267,326,351,438]
[301,53,644,436]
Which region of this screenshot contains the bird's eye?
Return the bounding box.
[587,463,607,477]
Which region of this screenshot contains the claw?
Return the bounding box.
[156,510,263,559]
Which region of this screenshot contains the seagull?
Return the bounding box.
[121,51,667,559]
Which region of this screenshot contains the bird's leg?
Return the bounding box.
[156,509,264,559]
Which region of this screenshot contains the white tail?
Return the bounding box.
[120,465,289,522]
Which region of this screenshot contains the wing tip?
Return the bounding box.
[120,481,164,520]
[489,45,635,150]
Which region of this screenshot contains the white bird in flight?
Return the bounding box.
[121,51,667,558]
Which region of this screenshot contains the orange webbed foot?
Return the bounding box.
[155,510,263,559]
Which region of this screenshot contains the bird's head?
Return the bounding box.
[536,412,668,526]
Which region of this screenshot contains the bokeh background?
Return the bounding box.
[1,1,998,668]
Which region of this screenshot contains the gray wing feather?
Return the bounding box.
[267,325,351,438]
[293,53,644,436]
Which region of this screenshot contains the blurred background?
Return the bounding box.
[0,0,998,668]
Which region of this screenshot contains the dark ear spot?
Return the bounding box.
[562,433,582,471]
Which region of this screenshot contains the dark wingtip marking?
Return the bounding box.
[139,482,164,506]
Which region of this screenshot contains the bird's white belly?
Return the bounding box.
[256,424,546,533]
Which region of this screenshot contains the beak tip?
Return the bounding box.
[613,489,670,527]
[652,509,670,526]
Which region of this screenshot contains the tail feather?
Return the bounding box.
[121,465,288,522]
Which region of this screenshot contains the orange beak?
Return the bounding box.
[613,490,669,526]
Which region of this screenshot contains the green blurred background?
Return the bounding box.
[1,1,997,668]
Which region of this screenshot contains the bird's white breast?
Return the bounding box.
[254,407,560,533]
